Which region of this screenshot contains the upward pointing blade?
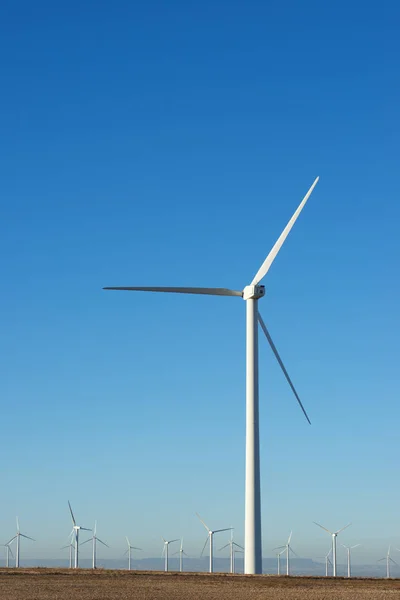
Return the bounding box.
[251,177,319,285]
[335,523,352,535]
[313,522,333,535]
[196,513,210,532]
[68,502,76,526]
[258,313,311,424]
[104,286,242,297]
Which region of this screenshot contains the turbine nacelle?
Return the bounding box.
[242,285,265,300]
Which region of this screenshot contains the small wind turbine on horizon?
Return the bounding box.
[273,531,297,576]
[341,543,360,578]
[61,540,75,569]
[275,548,285,575]
[219,530,244,574]
[162,537,179,572]
[104,177,320,574]
[378,546,398,579]
[6,518,35,568]
[197,513,232,573]
[320,548,332,577]
[173,538,189,573]
[68,501,91,569]
[313,522,351,578]
[125,536,142,571]
[81,521,109,569]
[3,542,14,568]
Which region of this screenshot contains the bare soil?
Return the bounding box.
[0,569,399,599]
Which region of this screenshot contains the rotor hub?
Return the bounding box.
[242,285,265,300]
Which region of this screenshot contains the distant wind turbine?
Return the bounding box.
[104,177,319,574]
[125,536,142,571]
[81,521,109,569]
[6,518,35,568]
[173,538,189,573]
[275,548,286,575]
[313,522,351,577]
[68,501,91,569]
[161,537,179,572]
[323,548,332,577]
[378,546,398,579]
[219,530,244,574]
[341,543,360,578]
[61,540,75,569]
[273,531,297,576]
[3,543,14,568]
[196,513,232,573]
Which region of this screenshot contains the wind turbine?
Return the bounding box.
[323,548,332,577]
[61,540,75,569]
[125,536,142,571]
[275,548,285,575]
[378,546,398,579]
[313,522,351,577]
[68,501,91,569]
[161,537,179,572]
[81,521,109,569]
[104,176,319,574]
[197,513,232,573]
[219,530,244,574]
[3,543,14,568]
[273,531,297,576]
[173,538,189,573]
[6,518,35,568]
[341,543,360,578]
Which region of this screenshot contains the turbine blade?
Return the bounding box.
[258,313,311,424]
[336,523,352,535]
[313,522,333,535]
[196,513,210,532]
[351,544,361,549]
[16,517,20,532]
[219,544,230,550]
[168,539,179,544]
[161,537,167,543]
[8,545,14,558]
[200,536,209,557]
[80,527,92,532]
[289,546,299,557]
[80,538,92,546]
[288,531,293,545]
[126,536,131,547]
[97,538,109,548]
[233,542,244,550]
[5,536,17,546]
[389,557,399,566]
[20,534,35,541]
[273,546,286,551]
[104,286,242,297]
[68,501,76,526]
[251,177,319,285]
[213,528,233,534]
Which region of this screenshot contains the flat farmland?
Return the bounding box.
[0,569,399,599]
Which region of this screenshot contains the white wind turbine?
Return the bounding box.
[313,522,351,577]
[197,513,232,573]
[341,543,360,578]
[323,548,332,577]
[81,521,109,569]
[219,530,244,574]
[173,538,189,572]
[125,536,142,571]
[275,548,285,575]
[68,501,91,569]
[161,537,179,572]
[6,518,35,568]
[378,546,398,579]
[61,539,75,569]
[3,543,14,568]
[104,177,319,574]
[273,531,297,576]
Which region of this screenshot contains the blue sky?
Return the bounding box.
[0,0,399,565]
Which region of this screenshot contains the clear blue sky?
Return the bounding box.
[1,0,399,565]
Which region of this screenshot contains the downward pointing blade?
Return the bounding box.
[97,538,109,548]
[200,536,209,557]
[68,502,76,526]
[233,542,244,550]
[196,513,210,532]
[258,313,311,424]
[251,177,319,285]
[104,286,242,297]
[20,534,35,541]
[313,522,333,535]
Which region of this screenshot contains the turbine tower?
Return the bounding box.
[68,501,91,569]
[104,176,319,573]
[81,521,109,569]
[61,540,75,569]
[125,536,142,571]
[197,513,232,573]
[341,543,360,578]
[313,522,351,577]
[378,546,398,579]
[219,530,244,574]
[162,537,179,572]
[275,548,285,575]
[3,543,14,568]
[6,518,35,568]
[273,531,297,576]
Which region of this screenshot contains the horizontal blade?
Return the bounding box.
[200,536,209,557]
[273,546,286,551]
[97,538,109,548]
[80,527,92,532]
[168,539,179,544]
[313,522,333,535]
[131,547,142,551]
[351,544,361,549]
[213,528,232,534]
[251,177,319,285]
[258,313,311,424]
[336,523,351,535]
[68,501,76,526]
[196,513,210,532]
[20,534,35,541]
[104,286,242,297]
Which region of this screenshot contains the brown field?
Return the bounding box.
[1,569,400,600]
